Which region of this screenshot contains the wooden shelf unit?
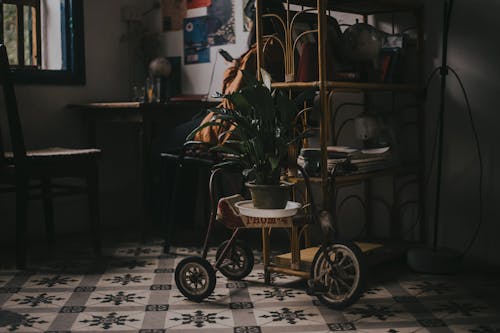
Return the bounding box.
[255,0,425,279]
[289,164,419,186]
[267,0,423,15]
[272,81,421,93]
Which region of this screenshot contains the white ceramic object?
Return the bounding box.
[235,200,301,218]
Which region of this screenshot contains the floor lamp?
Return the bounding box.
[407,0,463,273]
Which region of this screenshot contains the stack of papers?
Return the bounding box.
[297,146,393,175]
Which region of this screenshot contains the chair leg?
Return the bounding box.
[42,178,55,248]
[15,178,29,269]
[164,157,183,253]
[87,164,101,256]
[160,157,171,252]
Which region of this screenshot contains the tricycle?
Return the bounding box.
[174,164,374,309]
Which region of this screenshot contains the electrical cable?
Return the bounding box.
[428,0,484,258]
[423,66,442,185]
[399,200,419,238]
[399,0,484,253]
[332,102,364,130]
[447,66,484,257]
[331,65,441,239]
[337,194,366,239]
[395,67,441,238]
[334,118,354,145]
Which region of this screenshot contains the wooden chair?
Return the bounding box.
[0,44,101,269]
[160,150,215,253]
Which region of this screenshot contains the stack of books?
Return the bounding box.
[297,146,393,176]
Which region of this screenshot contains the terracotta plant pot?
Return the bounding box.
[245,181,292,209]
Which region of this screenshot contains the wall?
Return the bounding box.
[1,0,498,268]
[156,2,250,95]
[0,0,250,244]
[422,0,500,267]
[0,0,156,243]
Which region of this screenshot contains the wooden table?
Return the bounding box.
[70,96,219,238]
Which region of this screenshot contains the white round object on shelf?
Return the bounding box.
[149,57,172,78]
[343,23,386,62]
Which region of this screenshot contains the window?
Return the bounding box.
[0,0,85,84]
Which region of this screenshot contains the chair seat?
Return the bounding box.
[5,147,101,161]
[3,147,101,178]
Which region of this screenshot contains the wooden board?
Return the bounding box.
[273,242,384,271]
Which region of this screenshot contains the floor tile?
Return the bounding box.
[72,311,146,331]
[0,275,14,287]
[248,285,313,304]
[253,306,326,327]
[22,275,83,289]
[96,273,155,287]
[0,310,57,332]
[85,290,151,307]
[164,308,234,329]
[0,240,498,332]
[3,291,69,309]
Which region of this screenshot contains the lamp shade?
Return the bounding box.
[149,57,172,78]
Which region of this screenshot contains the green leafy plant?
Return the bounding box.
[188,71,310,185]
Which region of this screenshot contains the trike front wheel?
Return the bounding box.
[175,256,216,302]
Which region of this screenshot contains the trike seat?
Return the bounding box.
[216,194,312,229]
[216,194,246,229]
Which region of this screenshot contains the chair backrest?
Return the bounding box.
[0,44,27,168]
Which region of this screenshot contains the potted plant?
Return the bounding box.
[188,71,309,209]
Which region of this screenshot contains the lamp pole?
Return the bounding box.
[433,0,453,251]
[407,0,462,273]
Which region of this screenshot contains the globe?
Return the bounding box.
[149,57,172,78]
[343,23,386,62]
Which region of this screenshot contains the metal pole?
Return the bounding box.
[317,0,329,210]
[433,0,453,251]
[255,0,263,81]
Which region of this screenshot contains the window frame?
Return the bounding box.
[0,0,85,85]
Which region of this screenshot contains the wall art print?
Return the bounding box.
[207,0,235,46]
[183,16,211,64]
[187,0,212,9]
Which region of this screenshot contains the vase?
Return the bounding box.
[245,181,292,209]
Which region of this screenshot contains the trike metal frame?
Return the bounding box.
[174,161,367,309]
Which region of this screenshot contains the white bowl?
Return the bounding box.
[235,200,301,218]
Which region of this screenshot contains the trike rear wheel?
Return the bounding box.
[175,256,216,302]
[310,241,365,309]
[215,240,254,280]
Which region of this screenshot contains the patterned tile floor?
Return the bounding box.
[0,241,499,332]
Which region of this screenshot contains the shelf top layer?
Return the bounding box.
[288,164,419,185]
[271,80,421,93]
[268,0,423,15]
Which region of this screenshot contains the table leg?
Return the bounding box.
[262,227,271,284]
[141,113,154,242]
[291,225,300,270]
[136,124,147,242]
[88,117,97,147]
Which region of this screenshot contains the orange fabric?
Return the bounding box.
[193,38,283,145]
[216,194,245,228]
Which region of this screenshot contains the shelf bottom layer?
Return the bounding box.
[272,242,382,273]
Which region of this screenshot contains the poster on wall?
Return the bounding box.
[206,0,235,46]
[187,0,211,9]
[162,0,187,31]
[184,16,211,64]
[242,0,254,32]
